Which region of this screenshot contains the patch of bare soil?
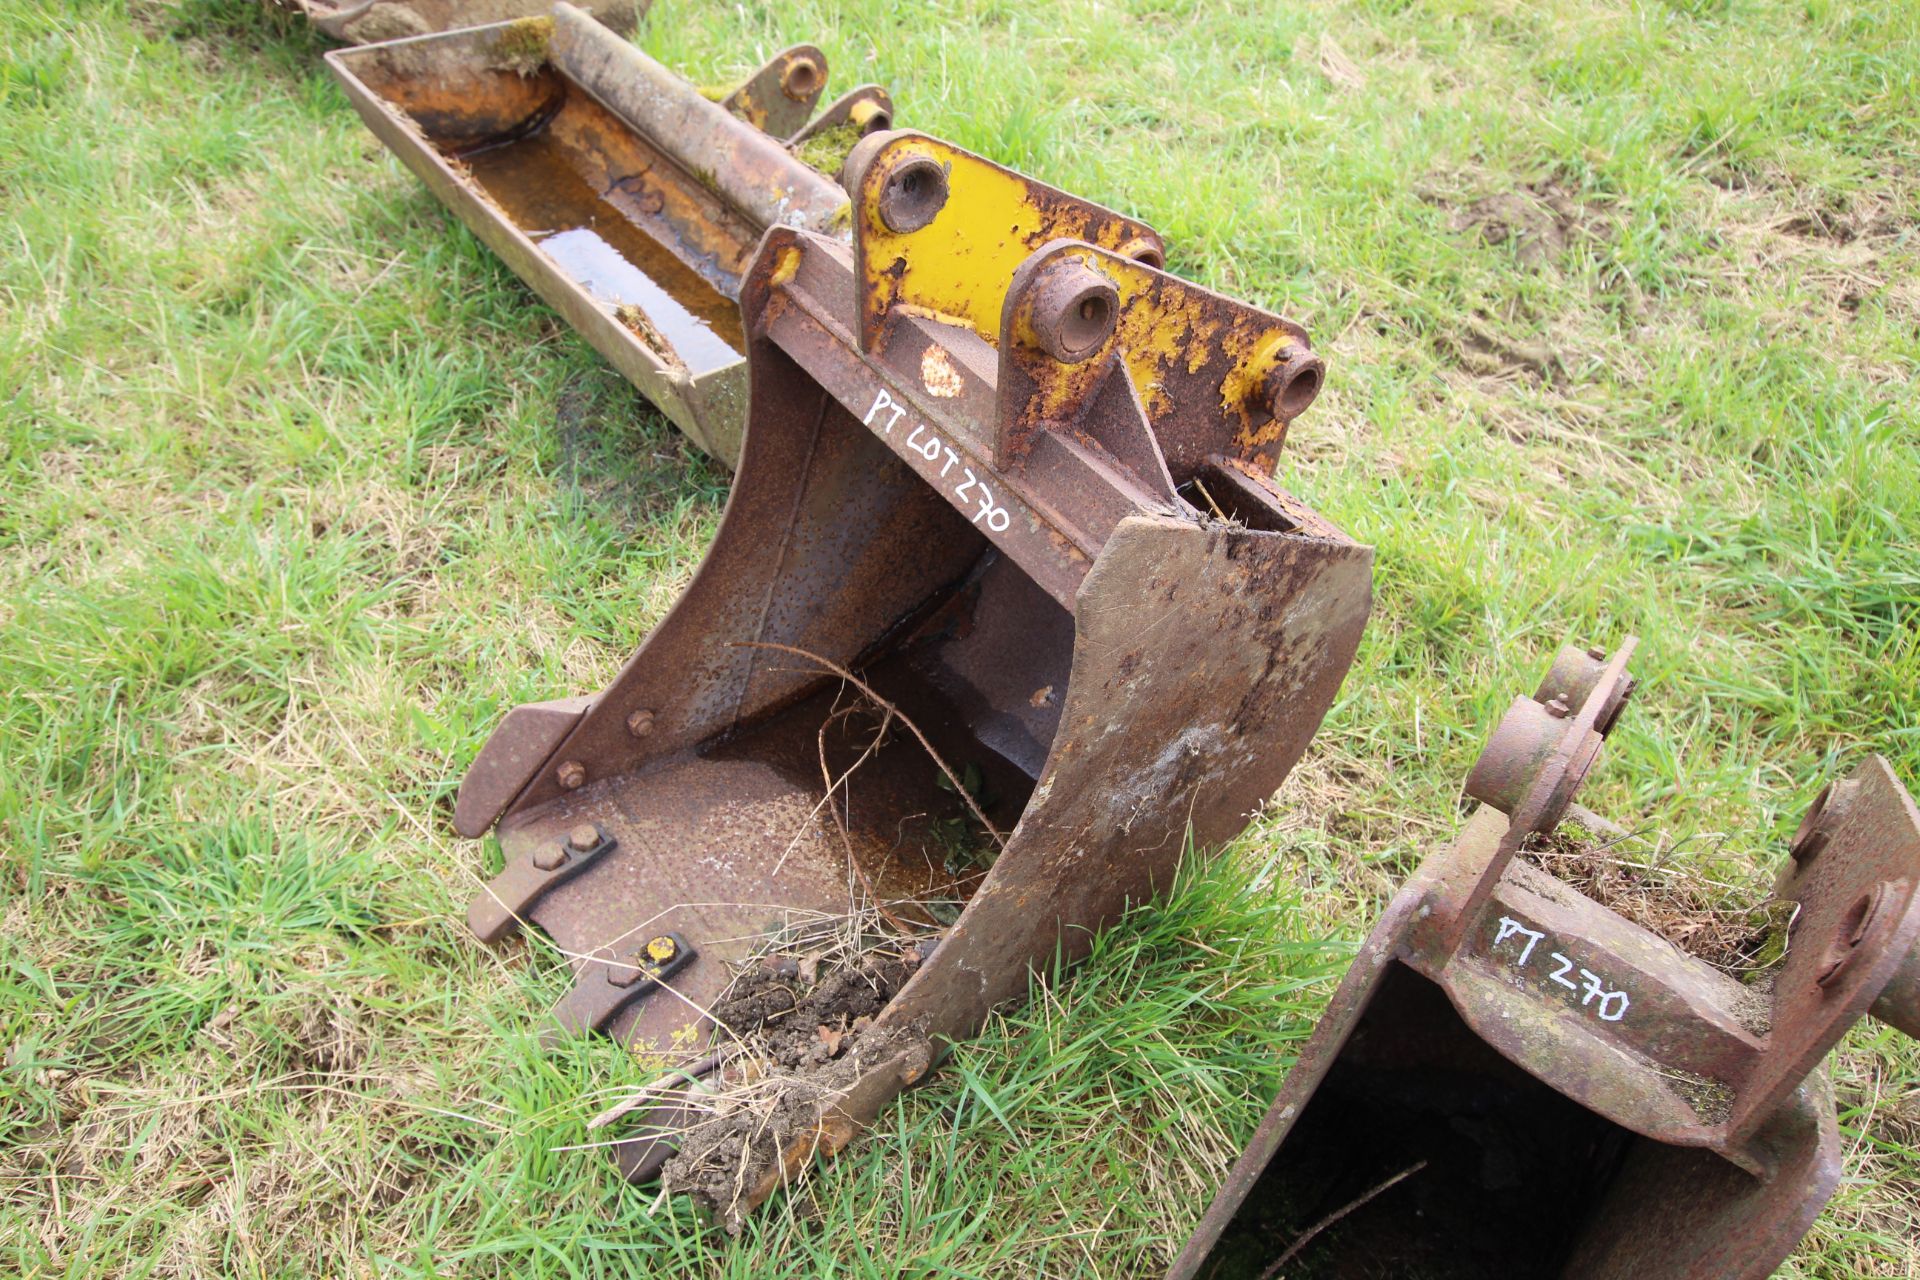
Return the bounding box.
[1417,177,1609,383]
[1450,181,1608,269]
[658,947,932,1231]
[1702,166,1919,326]
[291,996,367,1076]
[1775,198,1912,247]
[1452,315,1566,383]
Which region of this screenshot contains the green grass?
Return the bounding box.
[2,0,1915,1274]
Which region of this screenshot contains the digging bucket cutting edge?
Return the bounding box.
[453,129,1372,1218]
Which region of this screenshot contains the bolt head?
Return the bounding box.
[645,935,678,963]
[556,760,586,790]
[1790,780,1846,863]
[1544,698,1571,719]
[567,823,600,853]
[1817,887,1885,988]
[626,709,656,738]
[532,844,568,872]
[1587,646,1607,661]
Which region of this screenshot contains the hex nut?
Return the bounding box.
[556,760,586,790]
[1790,778,1857,864]
[626,708,656,738]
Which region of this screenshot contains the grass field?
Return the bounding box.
[3,0,1917,1275]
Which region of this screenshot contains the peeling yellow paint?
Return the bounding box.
[1012,246,1302,456]
[894,301,983,332]
[851,136,1306,465]
[857,137,1157,347]
[768,244,803,288]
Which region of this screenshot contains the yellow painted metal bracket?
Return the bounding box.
[843,131,1323,477]
[846,131,1166,352]
[997,240,1324,474]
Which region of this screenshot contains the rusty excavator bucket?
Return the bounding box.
[1172,640,1920,1280]
[451,129,1371,1220]
[326,3,895,464]
[291,0,639,44]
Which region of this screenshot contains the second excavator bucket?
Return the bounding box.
[327,4,894,464]
[454,129,1372,1221]
[1172,641,1920,1280]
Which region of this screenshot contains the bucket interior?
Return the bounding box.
[343,36,759,374]
[1199,966,1634,1280]
[514,424,1081,1040]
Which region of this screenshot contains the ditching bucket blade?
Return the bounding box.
[1172,641,1920,1280]
[293,0,639,43]
[326,3,894,465]
[456,130,1372,1218]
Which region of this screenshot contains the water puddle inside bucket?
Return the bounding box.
[459,130,744,374]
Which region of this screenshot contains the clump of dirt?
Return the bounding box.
[1521,826,1788,982]
[1662,1065,1737,1126]
[1453,315,1565,383]
[488,15,554,76]
[712,947,917,1067]
[1776,201,1911,246]
[289,997,367,1076]
[659,947,932,1231]
[337,5,431,45]
[1450,181,1605,268]
[613,303,688,371]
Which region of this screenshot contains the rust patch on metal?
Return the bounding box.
[919,344,963,397]
[843,131,1166,353]
[719,44,828,139]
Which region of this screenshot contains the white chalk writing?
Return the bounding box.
[1490,915,1630,1023]
[865,390,1010,532]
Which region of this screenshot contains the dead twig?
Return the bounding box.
[732,641,1007,850]
[1256,1159,1428,1280]
[815,694,919,936]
